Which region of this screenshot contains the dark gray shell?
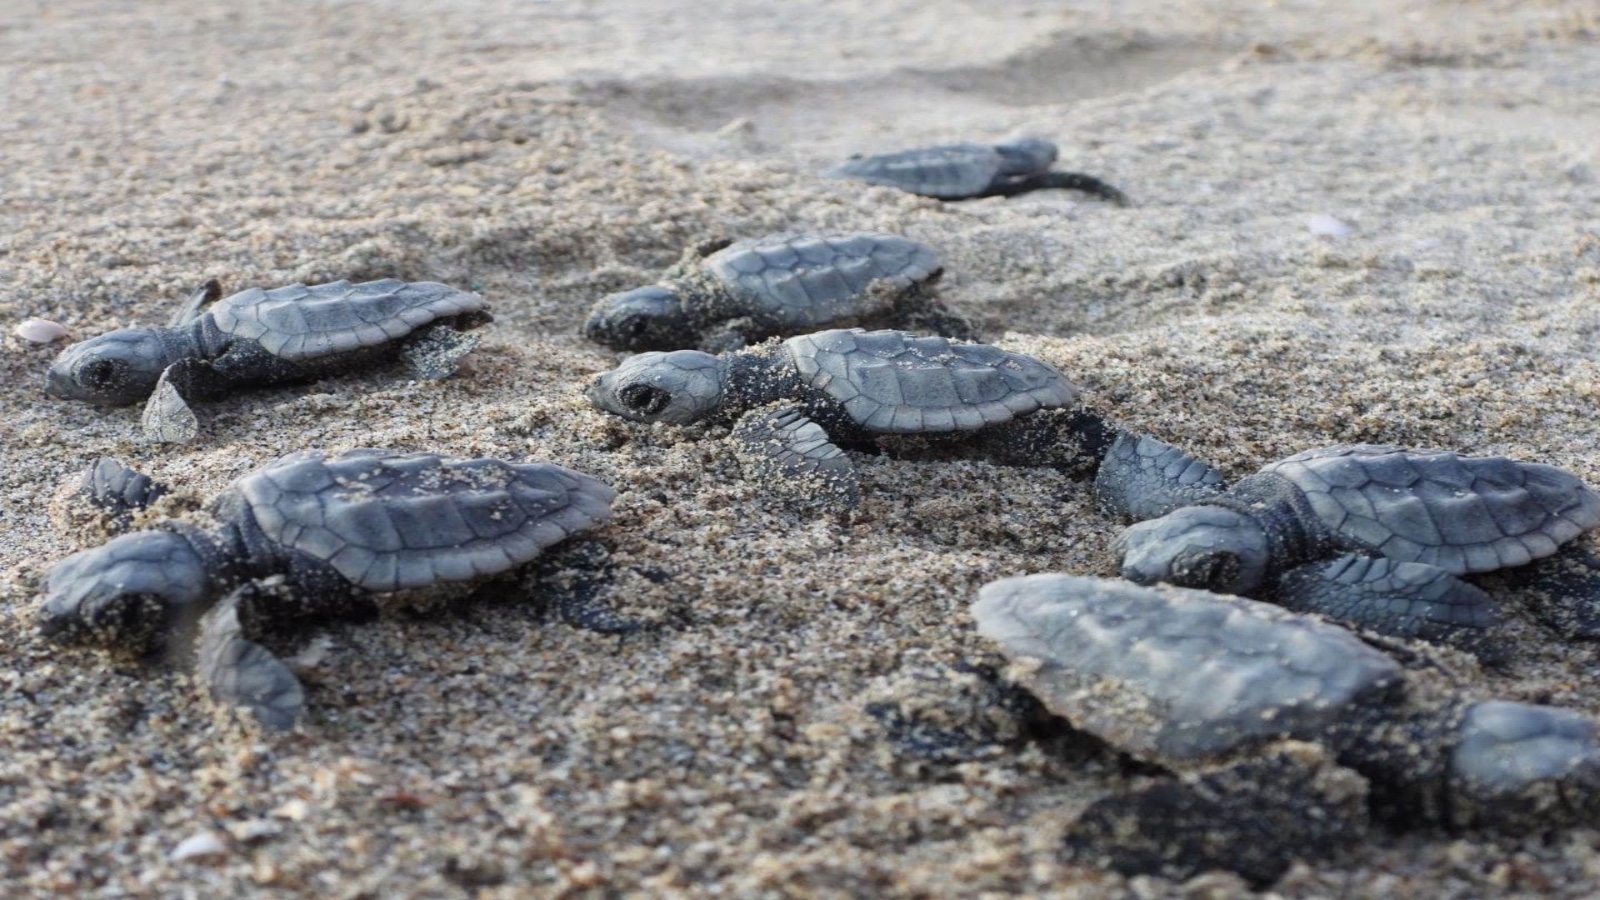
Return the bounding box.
[208,279,487,361]
[704,233,939,328]
[828,144,1020,199]
[1264,445,1600,574]
[973,573,1402,765]
[227,450,615,592]
[783,329,1078,434]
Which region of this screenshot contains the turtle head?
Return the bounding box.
[1116,505,1272,596]
[583,285,697,352]
[39,531,212,650]
[45,328,171,406]
[587,350,726,425]
[995,137,1059,177]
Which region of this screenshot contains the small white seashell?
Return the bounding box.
[1307,214,1353,238]
[169,830,227,862]
[15,318,69,343]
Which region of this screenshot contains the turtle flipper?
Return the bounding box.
[663,237,736,280]
[986,171,1130,205]
[732,406,860,509]
[886,276,980,342]
[140,364,201,445]
[538,542,646,635]
[167,279,224,328]
[1064,745,1369,888]
[195,581,305,732]
[70,457,170,533]
[1273,554,1502,656]
[1514,543,1600,639]
[700,319,755,354]
[400,324,482,380]
[1093,433,1226,522]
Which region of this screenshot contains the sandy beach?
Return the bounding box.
[3,0,1600,894]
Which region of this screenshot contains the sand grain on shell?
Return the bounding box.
[3,0,1600,895]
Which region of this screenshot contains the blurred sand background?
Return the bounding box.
[3,0,1600,895]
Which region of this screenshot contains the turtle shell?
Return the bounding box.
[1264,445,1600,573]
[829,144,1015,199]
[704,233,939,328]
[783,329,1079,434]
[228,450,615,592]
[208,279,487,361]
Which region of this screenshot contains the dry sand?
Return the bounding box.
[3,0,1600,895]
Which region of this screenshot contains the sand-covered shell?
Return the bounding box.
[1262,445,1600,574]
[973,573,1403,766]
[782,329,1079,433]
[703,233,940,329]
[209,279,486,361]
[226,449,615,592]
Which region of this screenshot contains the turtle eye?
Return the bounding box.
[618,383,671,416]
[80,359,118,389]
[622,317,648,339]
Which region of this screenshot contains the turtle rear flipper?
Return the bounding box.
[1094,433,1226,522]
[1065,744,1369,888]
[1515,544,1600,639]
[196,580,305,732]
[732,406,860,510]
[989,171,1130,205]
[1273,554,1503,659]
[400,323,482,380]
[529,540,646,635]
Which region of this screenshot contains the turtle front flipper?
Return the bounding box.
[700,319,756,354]
[66,457,170,534]
[400,323,483,380]
[195,579,305,732]
[988,171,1131,206]
[732,406,861,509]
[1274,554,1503,658]
[1093,433,1226,522]
[167,279,224,328]
[140,364,202,445]
[662,237,736,280]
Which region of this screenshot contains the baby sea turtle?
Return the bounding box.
[974,573,1600,884]
[45,278,490,443]
[828,138,1129,205]
[1112,444,1600,654]
[583,232,973,353]
[586,328,1122,506]
[39,450,616,730]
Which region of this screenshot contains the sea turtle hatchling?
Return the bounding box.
[45,278,490,443]
[1111,444,1600,654]
[38,450,617,730]
[828,138,1129,205]
[586,328,1133,506]
[974,573,1600,884]
[583,232,973,353]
